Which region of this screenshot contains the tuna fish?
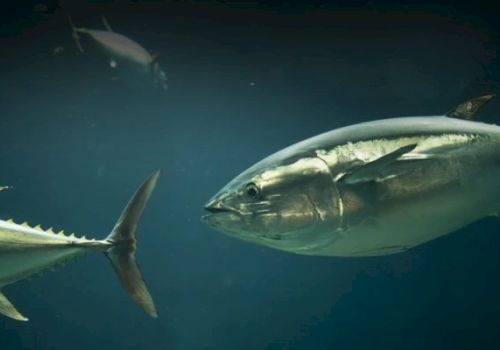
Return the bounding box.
[202,95,500,257]
[69,16,168,90]
[0,172,159,321]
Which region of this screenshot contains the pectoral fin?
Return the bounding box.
[0,291,28,321]
[446,94,494,120]
[339,143,418,185]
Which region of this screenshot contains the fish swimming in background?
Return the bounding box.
[68,16,168,91]
[0,186,12,192]
[203,95,500,257]
[0,172,159,321]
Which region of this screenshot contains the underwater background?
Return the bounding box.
[1,1,500,349]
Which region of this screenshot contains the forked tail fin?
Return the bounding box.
[105,171,160,318]
[68,15,84,53]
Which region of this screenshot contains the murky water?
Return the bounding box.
[1,2,499,349]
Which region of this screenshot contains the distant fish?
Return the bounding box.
[68,15,168,91]
[0,172,160,321]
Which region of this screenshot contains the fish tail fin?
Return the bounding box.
[105,171,160,318]
[68,14,84,53]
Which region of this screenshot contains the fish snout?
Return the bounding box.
[202,195,242,230]
[204,198,231,214]
[202,199,227,229]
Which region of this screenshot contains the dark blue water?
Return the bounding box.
[1,2,500,349]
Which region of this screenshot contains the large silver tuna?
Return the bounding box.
[0,172,159,321]
[203,96,500,257]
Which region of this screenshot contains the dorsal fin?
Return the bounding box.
[102,16,113,31]
[446,94,495,120]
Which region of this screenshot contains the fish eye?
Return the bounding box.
[245,183,260,198]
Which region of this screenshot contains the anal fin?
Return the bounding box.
[0,291,28,321]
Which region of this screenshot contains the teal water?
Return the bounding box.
[1,2,500,349]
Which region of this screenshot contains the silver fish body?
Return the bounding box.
[203,100,500,257]
[69,16,168,90]
[79,29,153,65]
[0,220,109,288]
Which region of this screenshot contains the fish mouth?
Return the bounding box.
[201,200,241,227]
[204,206,233,214]
[203,197,240,215]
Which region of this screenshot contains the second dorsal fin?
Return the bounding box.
[446,94,495,120]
